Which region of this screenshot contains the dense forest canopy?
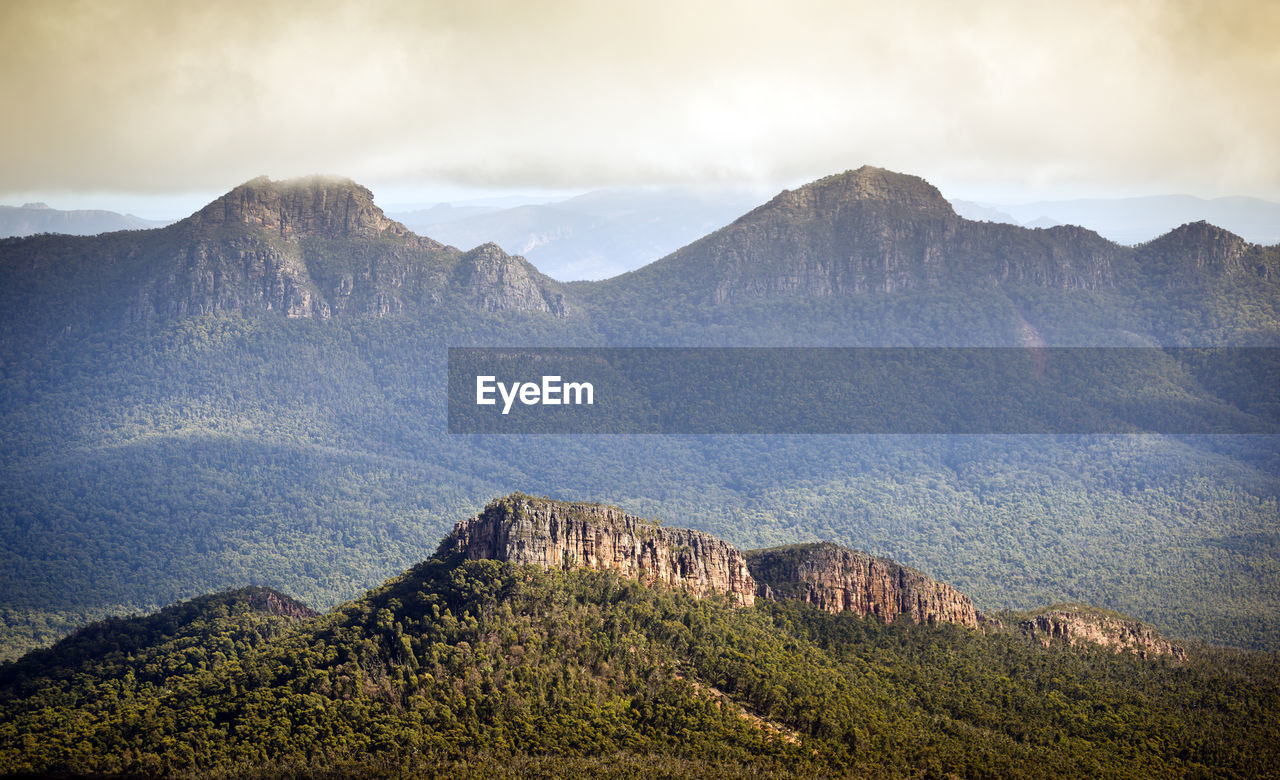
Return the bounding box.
[1,550,1276,777]
[0,170,1277,664]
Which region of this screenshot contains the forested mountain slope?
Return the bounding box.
[2,498,1275,778]
[0,168,1277,661]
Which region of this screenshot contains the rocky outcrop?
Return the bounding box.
[131,238,329,321]
[766,166,958,217]
[244,587,318,621]
[190,176,411,240]
[454,243,570,316]
[1018,606,1185,660]
[442,497,984,624]
[441,495,756,605]
[1137,221,1267,284]
[745,542,978,628]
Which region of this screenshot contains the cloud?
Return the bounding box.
[1,0,1276,199]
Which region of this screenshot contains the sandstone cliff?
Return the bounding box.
[441,495,757,605]
[745,542,979,628]
[443,497,985,627]
[1018,605,1186,659]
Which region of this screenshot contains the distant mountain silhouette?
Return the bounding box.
[952,194,1280,246]
[391,186,761,281]
[0,202,170,238]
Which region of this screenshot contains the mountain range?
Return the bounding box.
[6,495,1274,778]
[0,202,171,238]
[951,194,1280,247]
[383,185,1280,282]
[9,185,1277,281]
[0,165,1277,675]
[584,168,1277,310]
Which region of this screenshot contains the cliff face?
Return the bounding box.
[243,587,318,621]
[746,542,978,628]
[130,237,332,321]
[454,243,570,316]
[1019,606,1186,659]
[157,176,447,321]
[189,176,411,240]
[443,497,986,625]
[442,495,756,605]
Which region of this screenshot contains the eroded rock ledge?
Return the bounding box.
[441,495,1184,659]
[442,495,758,605]
[1017,605,1186,660]
[441,496,978,625]
[746,542,979,628]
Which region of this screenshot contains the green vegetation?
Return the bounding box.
[1,178,1278,664]
[2,560,1276,777]
[1,306,1278,657]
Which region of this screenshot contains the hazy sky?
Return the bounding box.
[2,0,1277,216]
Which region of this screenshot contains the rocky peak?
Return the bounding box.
[441,495,756,605]
[1018,605,1185,660]
[188,175,411,240]
[455,242,569,316]
[241,587,318,621]
[1138,220,1252,280]
[1157,220,1247,252]
[597,165,1134,304]
[745,542,978,628]
[764,165,956,218]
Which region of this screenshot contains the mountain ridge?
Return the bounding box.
[590,167,1278,307]
[4,169,1275,333]
[0,175,570,336]
[437,494,1182,657]
[4,512,1267,778]
[953,193,1280,246]
[1,493,1188,681]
